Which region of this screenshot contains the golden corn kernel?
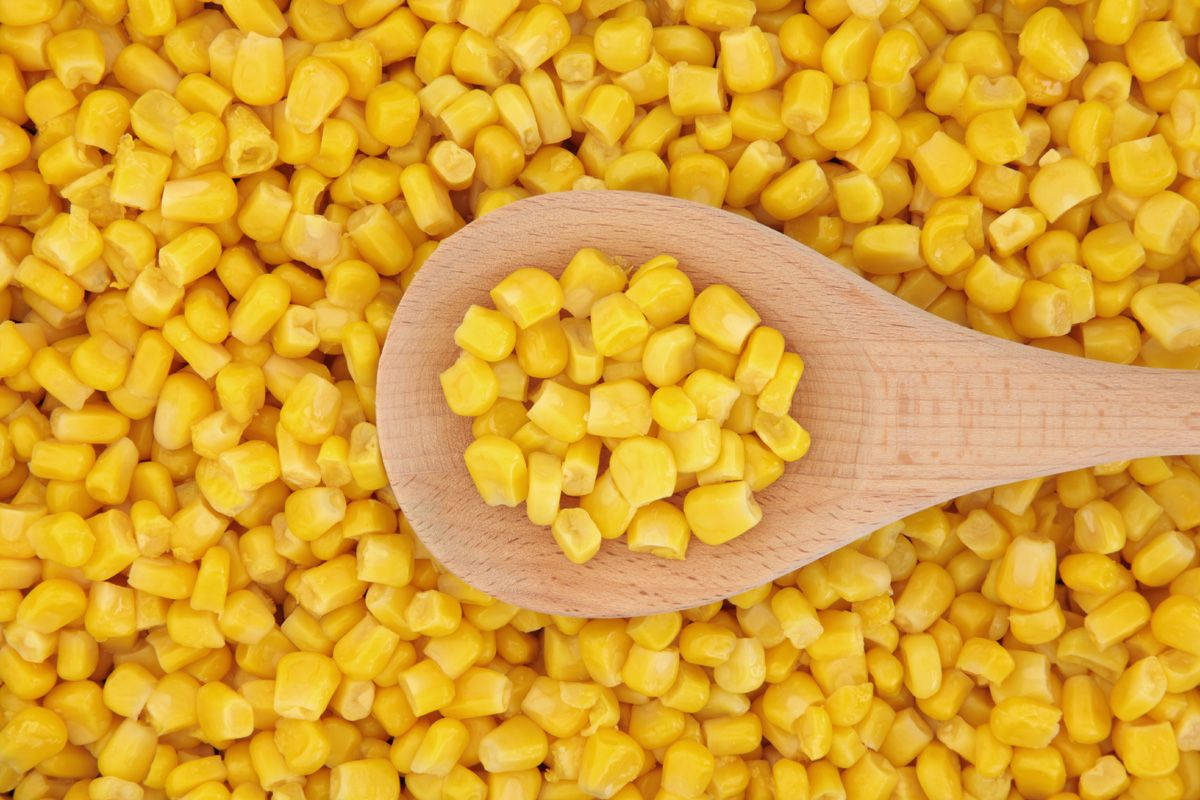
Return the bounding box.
[528,381,589,444]
[626,501,690,560]
[464,435,528,507]
[587,380,652,439]
[609,436,677,508]
[440,352,499,418]
[1018,8,1089,81]
[551,508,603,565]
[1131,285,1200,351]
[683,480,763,545]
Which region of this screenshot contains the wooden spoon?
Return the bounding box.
[377,191,1200,618]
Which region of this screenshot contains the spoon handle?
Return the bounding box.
[851,331,1200,490]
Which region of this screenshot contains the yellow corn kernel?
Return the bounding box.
[589,293,649,358]
[284,57,349,136]
[682,480,762,546]
[1131,284,1200,351]
[687,285,760,356]
[477,715,550,773]
[913,131,977,197]
[1011,279,1071,339]
[281,487,345,543]
[829,170,881,224]
[1113,719,1179,777]
[0,707,68,772]
[272,651,340,722]
[474,399,528,441]
[1132,530,1194,587]
[853,223,924,276]
[577,84,634,149]
[29,440,94,482]
[1018,7,1088,81]
[398,163,457,236]
[579,470,636,540]
[758,159,829,222]
[990,695,1062,748]
[1087,590,1151,650]
[681,371,734,429]
[215,361,266,425]
[555,249,624,320]
[577,728,643,798]
[1109,135,1178,198]
[464,435,528,507]
[668,151,729,207]
[28,511,95,567]
[1029,157,1102,222]
[587,380,652,439]
[489,267,563,330]
[16,255,84,314]
[1134,192,1200,255]
[963,108,1025,167]
[608,436,676,508]
[780,71,833,137]
[661,738,716,797]
[811,81,870,153]
[550,508,603,564]
[557,436,600,498]
[754,411,811,462]
[626,267,695,330]
[1125,20,1186,82]
[1060,674,1114,745]
[329,759,398,800]
[626,501,690,560]
[668,63,725,118]
[512,420,568,459]
[450,305,515,364]
[650,386,698,434]
[1111,656,1168,721]
[281,372,343,444]
[528,381,588,444]
[194,681,254,744]
[1072,498,1127,553]
[512,317,566,379]
[525,451,563,527]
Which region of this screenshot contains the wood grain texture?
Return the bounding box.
[377,191,1200,617]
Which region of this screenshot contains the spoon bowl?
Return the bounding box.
[378,191,1200,617]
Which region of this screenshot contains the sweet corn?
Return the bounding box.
[464,435,528,507]
[551,508,603,564]
[1131,285,1200,351]
[3,1,1200,797]
[684,481,763,545]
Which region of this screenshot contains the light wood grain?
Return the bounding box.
[377,191,1200,618]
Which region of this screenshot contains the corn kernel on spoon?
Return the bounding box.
[377,191,1200,618]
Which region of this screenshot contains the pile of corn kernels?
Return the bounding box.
[2,0,1200,797]
[447,253,812,564]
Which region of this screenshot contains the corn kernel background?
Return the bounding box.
[2,0,1200,797]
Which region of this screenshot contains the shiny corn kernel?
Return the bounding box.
[1131,285,1200,351]
[440,352,499,417]
[591,293,651,358]
[1018,7,1089,81]
[626,266,695,328]
[690,285,760,354]
[627,502,689,560]
[643,325,698,388]
[551,508,603,564]
[464,435,528,507]
[684,480,763,545]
